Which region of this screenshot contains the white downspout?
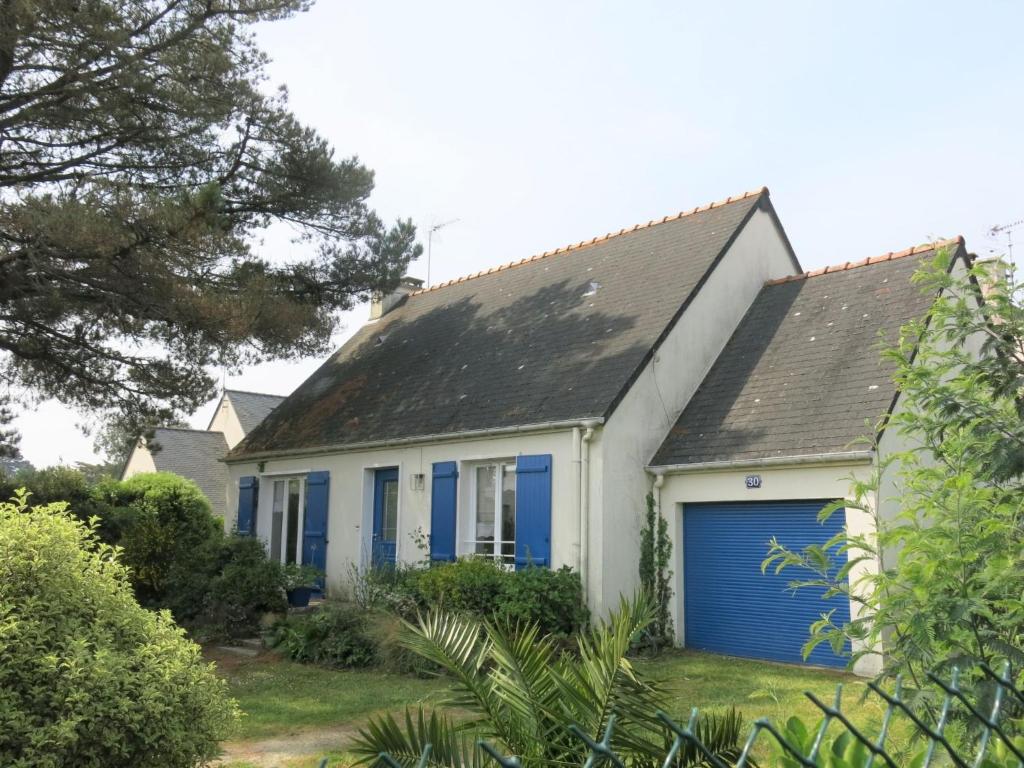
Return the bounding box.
[579,421,598,606]
[572,426,582,572]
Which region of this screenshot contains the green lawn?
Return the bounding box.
[213,648,903,765]
[213,650,448,742]
[638,650,887,729]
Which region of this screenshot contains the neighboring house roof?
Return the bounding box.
[649,238,966,467]
[146,428,229,514]
[0,456,33,476]
[232,188,798,459]
[223,390,286,434]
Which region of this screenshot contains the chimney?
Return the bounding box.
[370,275,424,319]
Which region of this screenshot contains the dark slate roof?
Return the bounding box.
[233,189,793,458]
[650,239,966,467]
[148,428,229,514]
[224,390,286,434]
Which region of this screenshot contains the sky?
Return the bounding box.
[14,0,1024,468]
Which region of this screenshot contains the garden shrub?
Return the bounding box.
[364,611,438,676]
[269,601,376,668]
[0,465,112,528]
[97,472,223,621]
[412,557,508,615]
[201,534,288,637]
[348,561,423,617]
[0,490,238,768]
[354,557,589,637]
[496,564,588,636]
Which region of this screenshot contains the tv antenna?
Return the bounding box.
[988,218,1023,262]
[427,218,459,287]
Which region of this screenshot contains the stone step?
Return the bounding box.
[216,644,259,657]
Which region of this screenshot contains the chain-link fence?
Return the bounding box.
[350,661,1022,768]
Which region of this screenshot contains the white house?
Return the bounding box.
[218,187,970,674]
[122,389,284,514]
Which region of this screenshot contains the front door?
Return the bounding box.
[372,468,399,567]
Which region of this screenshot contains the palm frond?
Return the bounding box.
[351,707,482,768]
[400,610,516,747]
[552,594,666,756]
[665,707,747,768]
[485,618,561,750]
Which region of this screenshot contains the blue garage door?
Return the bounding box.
[683,500,851,668]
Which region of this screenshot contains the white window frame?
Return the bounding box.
[267,475,306,566]
[461,460,516,565]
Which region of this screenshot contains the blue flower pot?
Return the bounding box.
[286,586,313,608]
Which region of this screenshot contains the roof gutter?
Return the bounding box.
[646,449,873,476]
[224,417,605,464]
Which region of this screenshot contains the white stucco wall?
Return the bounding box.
[121,442,157,479]
[591,208,799,615]
[225,428,580,593]
[209,395,246,449]
[657,460,880,676]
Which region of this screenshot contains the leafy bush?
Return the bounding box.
[97,472,223,621]
[350,558,589,637]
[495,564,588,636]
[0,465,112,528]
[269,601,376,668]
[412,557,507,615]
[0,490,238,767]
[363,611,439,676]
[348,561,422,616]
[201,534,287,638]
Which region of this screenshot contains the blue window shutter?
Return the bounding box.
[430,462,458,562]
[237,476,258,535]
[303,472,330,579]
[515,454,552,569]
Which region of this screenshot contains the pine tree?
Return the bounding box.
[0,1,422,455]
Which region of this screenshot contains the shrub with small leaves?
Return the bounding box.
[201,534,287,638]
[269,601,376,668]
[496,564,588,636]
[412,557,507,615]
[0,490,238,767]
[96,472,222,621]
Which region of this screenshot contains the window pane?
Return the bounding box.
[475,465,496,543]
[501,466,515,544]
[271,480,284,562]
[286,478,300,565]
[382,479,398,541]
[502,466,515,564]
[475,540,495,556]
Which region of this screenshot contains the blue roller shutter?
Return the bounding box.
[514,454,552,569]
[430,462,458,562]
[303,472,330,579]
[237,476,258,535]
[683,500,851,668]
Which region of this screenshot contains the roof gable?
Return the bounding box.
[147,428,229,513]
[650,239,966,467]
[233,189,777,458]
[224,390,285,434]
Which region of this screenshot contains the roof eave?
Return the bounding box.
[224,416,605,464]
[646,449,875,475]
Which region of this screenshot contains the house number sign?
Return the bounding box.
[745,474,762,489]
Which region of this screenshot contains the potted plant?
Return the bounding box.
[282,563,324,608]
